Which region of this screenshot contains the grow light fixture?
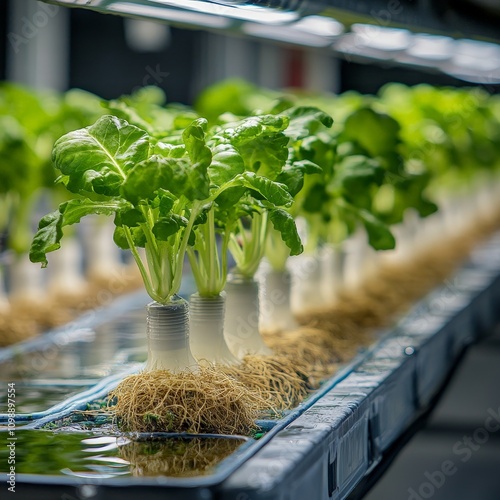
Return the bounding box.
[407,35,454,61]
[38,0,500,83]
[242,16,343,47]
[147,0,299,24]
[47,0,300,25]
[107,3,232,29]
[331,22,500,84]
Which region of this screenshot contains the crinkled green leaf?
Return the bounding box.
[283,106,333,141]
[209,144,244,187]
[182,118,211,200]
[240,172,293,207]
[121,156,186,204]
[214,115,290,179]
[156,189,177,216]
[154,142,185,158]
[114,207,145,227]
[276,160,322,197]
[52,115,150,196]
[236,133,289,179]
[30,199,123,266]
[269,208,303,256]
[29,210,63,267]
[152,214,187,241]
[113,225,146,250]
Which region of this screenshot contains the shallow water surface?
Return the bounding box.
[0,431,246,478]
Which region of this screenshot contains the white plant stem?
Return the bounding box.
[259,261,297,332]
[189,292,238,366]
[224,271,272,359]
[145,296,198,373]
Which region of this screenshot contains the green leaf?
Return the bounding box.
[355,208,395,250]
[29,211,63,267]
[334,155,384,202]
[121,156,186,204]
[52,115,150,196]
[240,172,293,207]
[60,199,123,225]
[213,186,247,210]
[29,199,122,266]
[215,115,290,179]
[183,118,210,165]
[276,160,322,197]
[155,142,185,158]
[209,144,244,187]
[182,118,211,200]
[237,133,289,179]
[113,225,146,249]
[342,108,400,157]
[152,215,187,241]
[283,106,333,141]
[114,207,145,227]
[299,133,336,173]
[156,189,177,216]
[302,183,329,213]
[269,209,303,256]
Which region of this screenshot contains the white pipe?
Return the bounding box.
[145,297,198,373]
[224,271,272,359]
[189,292,238,366]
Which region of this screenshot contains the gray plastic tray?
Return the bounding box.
[1,231,500,499]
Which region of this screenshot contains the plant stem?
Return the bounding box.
[171,202,201,295]
[123,225,163,303]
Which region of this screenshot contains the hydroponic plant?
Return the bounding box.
[21,77,500,436]
[29,105,312,367]
[0,83,107,345]
[195,80,438,326]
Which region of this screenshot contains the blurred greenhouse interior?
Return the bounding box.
[0,0,500,500]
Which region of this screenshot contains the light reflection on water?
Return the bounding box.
[0,308,148,414]
[0,431,245,478]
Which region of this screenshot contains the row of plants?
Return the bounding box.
[2,79,500,433]
[0,83,140,346]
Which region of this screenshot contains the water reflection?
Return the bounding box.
[117,437,245,477]
[0,431,245,478]
[0,306,148,415]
